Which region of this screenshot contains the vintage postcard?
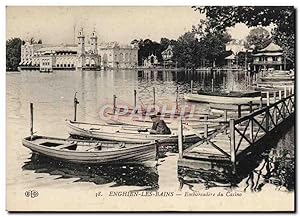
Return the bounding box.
[6,6,295,212]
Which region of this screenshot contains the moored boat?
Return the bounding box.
[105,110,220,129]
[22,135,157,166]
[184,90,261,104]
[66,120,211,144]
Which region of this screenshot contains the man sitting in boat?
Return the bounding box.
[149,112,171,135]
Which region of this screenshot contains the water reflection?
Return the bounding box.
[6,69,294,192]
[22,153,159,190]
[178,125,295,192]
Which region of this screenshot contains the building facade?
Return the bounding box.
[98,42,138,69]
[19,29,138,71]
[252,42,284,71]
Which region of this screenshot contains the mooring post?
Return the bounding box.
[190,80,193,93]
[178,117,183,159]
[284,86,287,98]
[266,107,270,131]
[229,119,236,174]
[249,101,253,143]
[279,90,282,100]
[223,110,228,135]
[113,94,117,114]
[73,92,79,121]
[153,87,156,107]
[204,115,208,138]
[266,91,270,106]
[134,89,137,108]
[237,104,242,118]
[273,93,277,124]
[211,78,214,92]
[224,110,228,122]
[259,96,263,109]
[30,103,33,137]
[175,86,179,110]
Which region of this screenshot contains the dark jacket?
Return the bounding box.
[151,120,171,135]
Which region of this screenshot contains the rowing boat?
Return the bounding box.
[105,111,220,129]
[66,120,208,144]
[184,90,261,104]
[260,70,295,82]
[22,135,157,166]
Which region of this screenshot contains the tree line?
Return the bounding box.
[131,26,232,68]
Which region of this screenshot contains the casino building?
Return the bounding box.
[19,29,139,71]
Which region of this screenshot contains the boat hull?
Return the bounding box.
[22,136,157,166]
[66,120,202,144]
[184,93,261,104]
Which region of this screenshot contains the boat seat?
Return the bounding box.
[85,142,102,151]
[56,141,78,149]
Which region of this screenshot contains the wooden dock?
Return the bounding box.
[177,87,295,174]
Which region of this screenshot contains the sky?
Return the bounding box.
[6,6,254,45]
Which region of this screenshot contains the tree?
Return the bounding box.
[193,6,295,61]
[246,27,272,50]
[201,31,232,66]
[37,39,43,44]
[173,32,199,68]
[6,38,22,71]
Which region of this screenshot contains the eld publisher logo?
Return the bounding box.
[25,190,39,198]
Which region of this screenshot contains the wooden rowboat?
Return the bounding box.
[22,135,157,166]
[105,112,220,129]
[184,91,261,104]
[66,120,209,144]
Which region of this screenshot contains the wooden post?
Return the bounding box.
[153,87,156,107]
[178,118,183,159]
[204,115,208,138]
[224,110,228,122]
[273,98,277,124]
[266,91,270,106]
[113,94,117,114]
[211,78,214,92]
[229,119,236,174]
[249,101,253,143]
[30,103,33,137]
[266,108,270,131]
[291,86,294,94]
[284,86,287,98]
[279,90,282,100]
[175,86,179,110]
[190,80,193,93]
[223,110,228,135]
[237,104,242,118]
[259,96,263,109]
[74,92,79,121]
[133,90,137,108]
[273,92,277,103]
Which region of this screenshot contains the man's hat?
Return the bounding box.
[150,112,161,118]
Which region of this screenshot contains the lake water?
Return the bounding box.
[6,69,294,195]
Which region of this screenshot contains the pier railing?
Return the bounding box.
[230,94,295,169]
[178,90,295,174]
